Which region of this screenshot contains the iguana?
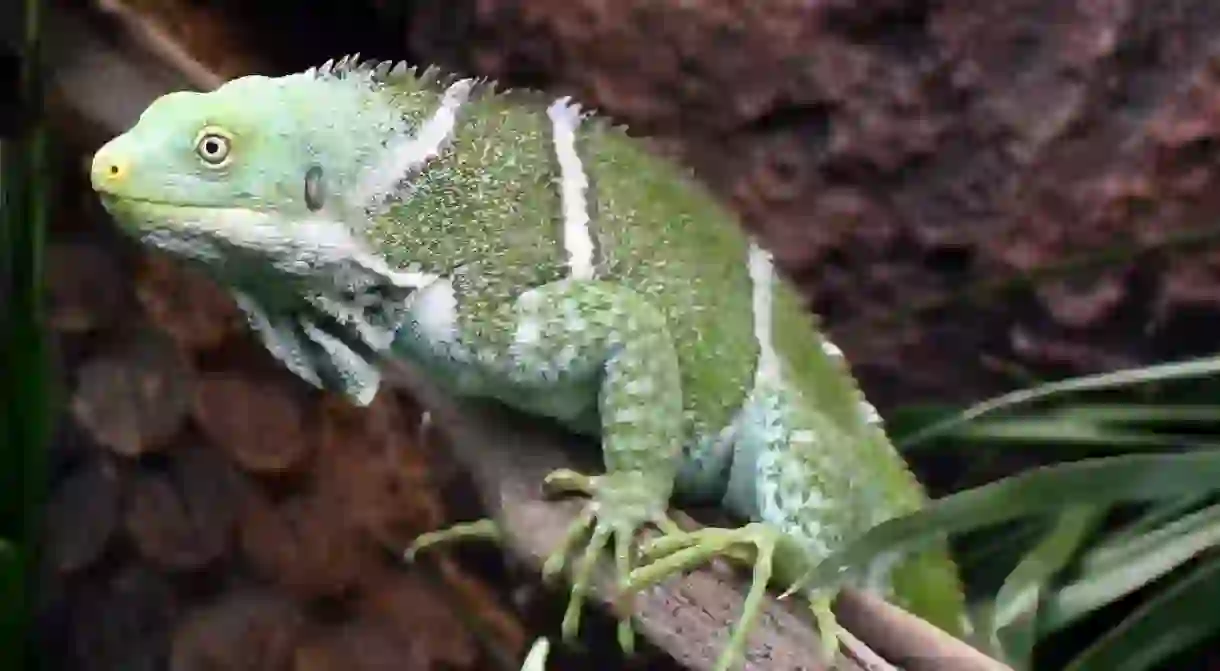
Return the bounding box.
[90,56,967,670]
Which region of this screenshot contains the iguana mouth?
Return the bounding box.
[97,193,256,212]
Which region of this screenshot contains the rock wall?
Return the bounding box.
[33,0,1220,668]
[123,0,1220,410]
[39,160,529,670]
[386,0,1220,409]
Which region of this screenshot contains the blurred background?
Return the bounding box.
[3,0,1220,669]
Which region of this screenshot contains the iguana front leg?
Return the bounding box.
[409,278,686,652]
[508,279,688,653]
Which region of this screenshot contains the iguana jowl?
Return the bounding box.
[89,56,966,671]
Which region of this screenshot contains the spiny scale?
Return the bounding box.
[316,54,632,151]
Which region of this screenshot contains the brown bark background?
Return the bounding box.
[17,0,1220,669]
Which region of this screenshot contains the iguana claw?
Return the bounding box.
[621,522,844,671]
[402,518,503,561]
[540,467,683,655]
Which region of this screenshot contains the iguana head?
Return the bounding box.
[89,59,461,404]
[88,62,429,277]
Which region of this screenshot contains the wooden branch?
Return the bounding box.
[390,363,1013,671]
[7,3,1013,670]
[835,591,1011,671]
[0,2,198,141]
[389,362,841,671]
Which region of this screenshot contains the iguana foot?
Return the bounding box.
[809,593,844,663]
[621,522,843,671]
[540,467,682,655]
[403,518,503,561]
[403,412,504,562]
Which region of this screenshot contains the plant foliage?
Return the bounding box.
[804,354,1220,670]
[0,0,51,669]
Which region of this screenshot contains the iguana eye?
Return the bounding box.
[195,132,231,166]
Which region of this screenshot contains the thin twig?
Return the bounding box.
[91,0,224,91]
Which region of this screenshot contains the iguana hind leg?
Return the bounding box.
[403,519,503,561]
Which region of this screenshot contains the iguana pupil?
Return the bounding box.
[196,134,229,164]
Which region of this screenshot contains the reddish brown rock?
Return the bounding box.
[123,440,244,571]
[373,0,1220,408]
[42,457,122,575]
[292,622,418,671]
[315,394,443,550]
[238,484,364,601]
[131,0,1220,406]
[70,327,194,457]
[170,591,304,671]
[44,243,130,335]
[63,565,179,671]
[136,254,242,352]
[193,371,316,476]
[351,567,481,670]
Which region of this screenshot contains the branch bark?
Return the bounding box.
[6,3,1013,670]
[390,363,842,671]
[390,362,1013,671]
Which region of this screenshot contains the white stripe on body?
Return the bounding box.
[354,78,476,211]
[748,241,780,385]
[546,97,596,281]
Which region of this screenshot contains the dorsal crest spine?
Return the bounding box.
[306,54,637,137]
[310,54,493,100]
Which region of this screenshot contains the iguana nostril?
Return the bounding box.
[89,144,130,189]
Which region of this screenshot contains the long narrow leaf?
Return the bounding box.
[958,521,1045,572]
[0,538,19,670]
[0,0,50,668]
[983,507,1100,669]
[945,417,1214,451]
[1062,558,1220,671]
[1084,501,1220,574]
[1038,502,1220,633]
[900,356,1220,450]
[1052,404,1220,427]
[1098,494,1213,548]
[790,450,1220,594]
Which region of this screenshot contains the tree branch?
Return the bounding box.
[390,362,1012,671]
[8,3,1013,669]
[391,362,844,671]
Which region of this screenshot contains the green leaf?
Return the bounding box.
[792,450,1220,595]
[981,507,1100,669]
[900,356,1220,450]
[958,520,1045,572]
[944,417,1212,451]
[0,2,53,666]
[1062,558,1220,671]
[0,539,15,583]
[1052,404,1220,428]
[1038,501,1220,633]
[0,540,21,671]
[881,404,962,442]
[1099,494,1213,548]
